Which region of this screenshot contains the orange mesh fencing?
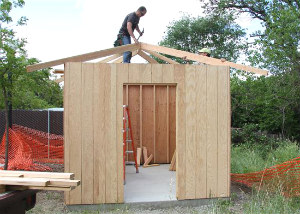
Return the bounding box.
[231,157,300,197]
[0,124,63,171]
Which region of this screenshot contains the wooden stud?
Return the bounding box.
[136,148,142,166]
[143,154,153,166]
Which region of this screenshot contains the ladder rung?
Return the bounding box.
[125,161,135,165]
[126,140,132,143]
[125,151,133,154]
[122,128,130,133]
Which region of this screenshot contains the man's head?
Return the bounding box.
[198,48,211,57]
[136,6,147,17]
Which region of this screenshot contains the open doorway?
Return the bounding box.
[123,84,176,202]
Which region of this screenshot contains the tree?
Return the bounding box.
[159,14,248,63]
[199,0,300,74]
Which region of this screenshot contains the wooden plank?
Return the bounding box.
[136,147,142,166]
[206,65,218,197]
[8,186,76,191]
[0,177,49,186]
[151,64,163,83]
[195,64,207,198]
[138,50,159,64]
[217,66,229,197]
[143,154,153,166]
[153,86,156,162]
[144,50,180,64]
[174,65,186,200]
[141,43,268,75]
[105,64,118,203]
[64,63,71,204]
[143,147,148,163]
[93,63,108,203]
[68,62,82,204]
[185,65,197,199]
[155,86,168,163]
[0,171,75,179]
[169,150,176,171]
[116,64,128,203]
[140,86,143,153]
[142,85,154,163]
[169,86,176,164]
[81,63,94,204]
[167,86,169,163]
[128,64,151,83]
[48,179,80,187]
[162,64,175,83]
[27,43,139,72]
[97,54,122,63]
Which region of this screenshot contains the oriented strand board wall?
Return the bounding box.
[123,85,176,164]
[64,62,230,205]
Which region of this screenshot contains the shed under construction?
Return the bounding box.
[27,43,268,205]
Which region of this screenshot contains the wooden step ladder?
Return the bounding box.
[123,105,139,184]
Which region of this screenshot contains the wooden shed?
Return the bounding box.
[27,43,267,205]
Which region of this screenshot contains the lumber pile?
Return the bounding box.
[0,170,80,193]
[141,147,160,168]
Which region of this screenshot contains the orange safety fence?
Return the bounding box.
[231,157,300,197]
[0,124,64,171]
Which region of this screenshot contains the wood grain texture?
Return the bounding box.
[64,63,70,204]
[217,66,229,197]
[206,65,218,197]
[195,65,207,198]
[174,65,186,200]
[81,63,94,204]
[68,62,82,204]
[185,65,197,199]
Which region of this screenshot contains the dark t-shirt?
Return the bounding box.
[119,12,140,36]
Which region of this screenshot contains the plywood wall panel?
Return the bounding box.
[81,63,94,204]
[142,85,155,163]
[217,66,229,197]
[169,86,176,162]
[195,65,207,198]
[93,64,107,203]
[185,65,197,199]
[116,64,128,203]
[68,62,82,204]
[155,86,168,163]
[174,65,186,200]
[64,63,70,204]
[206,66,218,197]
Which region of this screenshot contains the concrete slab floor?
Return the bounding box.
[124,164,176,203]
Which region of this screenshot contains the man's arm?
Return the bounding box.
[127,22,138,43]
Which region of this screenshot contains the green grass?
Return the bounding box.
[231,140,299,174]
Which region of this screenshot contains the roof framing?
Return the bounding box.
[27,42,268,75]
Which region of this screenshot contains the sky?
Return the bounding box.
[11,0,262,69]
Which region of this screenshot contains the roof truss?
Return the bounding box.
[27,42,268,75]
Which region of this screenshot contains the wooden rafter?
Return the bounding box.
[144,49,179,64]
[140,43,268,75]
[112,49,139,63]
[27,43,140,72]
[97,53,122,63]
[137,50,159,64]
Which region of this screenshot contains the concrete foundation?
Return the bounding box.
[124,164,176,203]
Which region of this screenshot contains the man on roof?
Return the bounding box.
[118,6,147,63]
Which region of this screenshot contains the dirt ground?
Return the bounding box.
[27,182,251,214]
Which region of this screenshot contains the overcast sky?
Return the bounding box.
[11,0,260,67]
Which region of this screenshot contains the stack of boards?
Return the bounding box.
[0,170,80,193]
